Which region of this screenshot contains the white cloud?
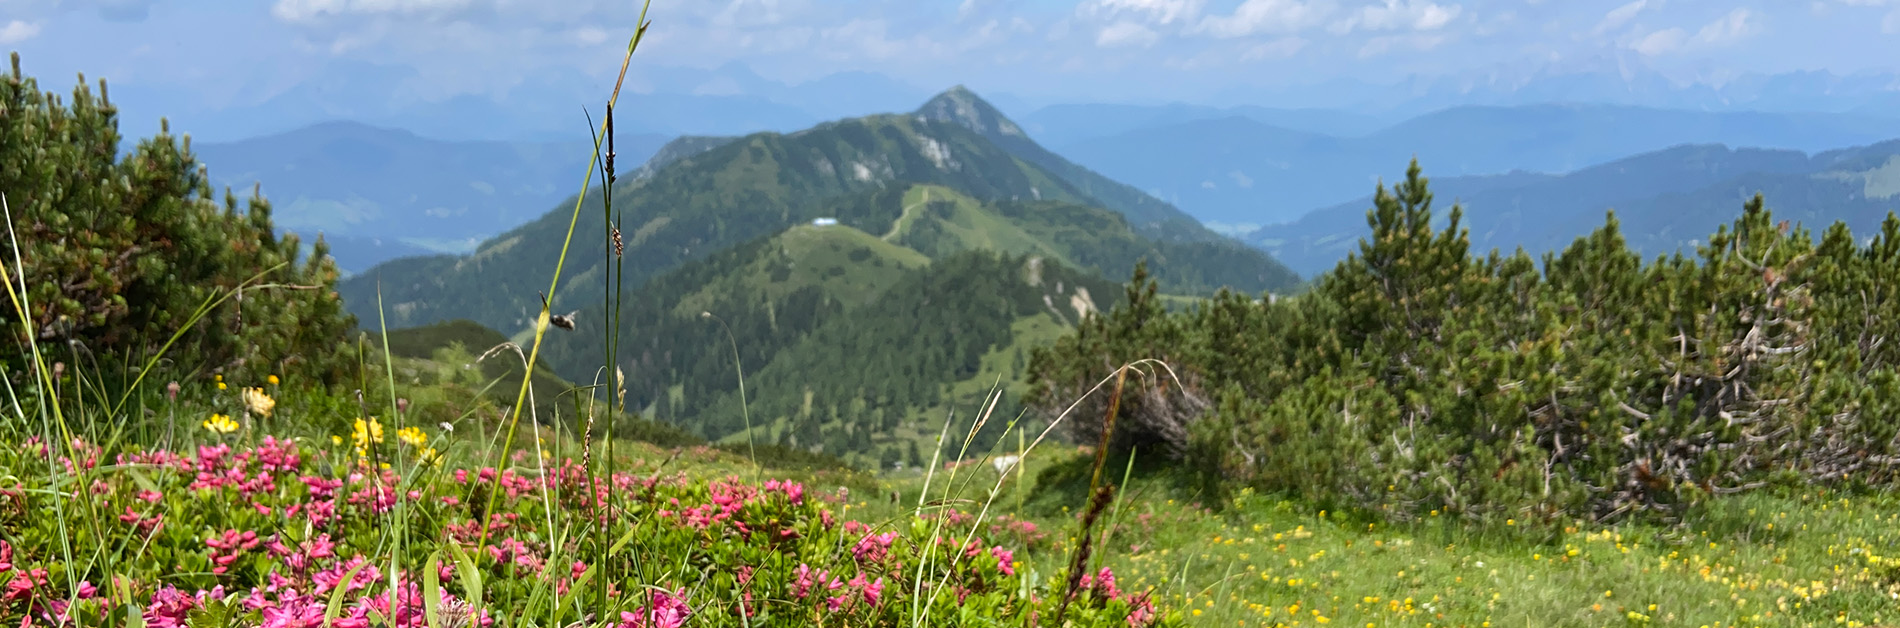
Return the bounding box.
[1097,20,1160,46]
[1357,32,1446,56]
[1630,26,1684,55]
[711,0,793,29]
[272,0,478,23]
[819,18,907,59]
[1885,8,1900,32]
[1592,0,1646,36]
[1081,0,1206,26]
[1331,0,1462,34]
[0,19,40,44]
[1196,0,1330,38]
[958,0,982,20]
[1624,8,1757,56]
[1689,8,1758,46]
[572,26,607,45]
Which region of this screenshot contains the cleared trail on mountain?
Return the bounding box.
[883,187,929,241]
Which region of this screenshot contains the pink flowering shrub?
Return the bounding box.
[0,434,1176,627]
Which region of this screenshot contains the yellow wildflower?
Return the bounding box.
[202,413,239,434]
[397,426,428,448]
[242,387,275,418]
[268,374,280,386]
[352,417,386,455]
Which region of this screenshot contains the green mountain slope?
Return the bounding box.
[535,221,931,429]
[671,222,931,318]
[528,183,1271,451]
[915,86,1225,242]
[1249,142,1900,277]
[691,251,1124,466]
[891,184,1300,293]
[627,135,739,182]
[341,105,1111,333]
[341,88,1299,334]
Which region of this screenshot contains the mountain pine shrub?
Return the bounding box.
[1028,158,1900,525]
[1,54,354,390]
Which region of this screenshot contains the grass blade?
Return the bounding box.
[423,551,445,628]
[325,559,370,625]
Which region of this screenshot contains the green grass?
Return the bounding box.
[1079,486,1900,628]
[840,450,1900,628]
[890,184,1072,264]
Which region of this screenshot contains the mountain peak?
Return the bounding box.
[915,85,1026,140]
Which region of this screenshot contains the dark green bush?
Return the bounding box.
[0,54,354,389]
[1029,158,1900,526]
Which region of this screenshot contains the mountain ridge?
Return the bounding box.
[1248,140,1900,277]
[338,87,1299,335]
[1053,103,1900,226]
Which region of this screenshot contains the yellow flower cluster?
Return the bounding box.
[397,426,428,448]
[351,417,385,457]
[202,413,239,434]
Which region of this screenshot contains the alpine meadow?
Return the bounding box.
[9,2,1900,628]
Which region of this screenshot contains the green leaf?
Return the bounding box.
[446,540,484,615]
[325,559,370,625]
[423,551,445,628]
[125,467,161,495]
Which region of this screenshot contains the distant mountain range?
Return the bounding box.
[1050,104,1900,228]
[1017,103,1389,146]
[193,121,668,273]
[222,104,1900,276]
[1248,141,1900,278]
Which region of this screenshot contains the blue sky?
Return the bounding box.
[5,0,1900,141]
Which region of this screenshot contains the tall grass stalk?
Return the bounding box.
[474,0,654,566]
[373,283,409,623]
[702,310,757,474]
[0,193,80,595]
[1058,365,1130,624]
[911,362,1173,628]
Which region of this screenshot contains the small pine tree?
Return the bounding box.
[0,55,354,392]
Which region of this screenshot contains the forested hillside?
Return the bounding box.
[530,212,1131,465]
